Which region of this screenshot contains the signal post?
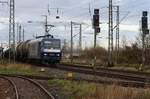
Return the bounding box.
[93,9,100,70]
[141,11,149,70]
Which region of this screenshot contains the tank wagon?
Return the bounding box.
[16,36,62,64]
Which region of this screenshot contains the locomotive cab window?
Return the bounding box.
[43,40,60,49]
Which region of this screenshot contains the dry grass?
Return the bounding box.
[83,85,150,99]
[48,79,150,99]
[0,62,39,75]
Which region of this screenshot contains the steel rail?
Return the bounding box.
[60,63,150,77]
[0,76,19,99]
[16,76,55,99]
[57,64,150,83]
[0,73,149,88]
[27,63,150,86]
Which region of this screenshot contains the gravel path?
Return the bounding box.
[8,77,49,99]
[37,80,70,99]
[0,78,16,99]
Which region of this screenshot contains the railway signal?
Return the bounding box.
[93,9,100,34]
[92,9,100,71]
[141,11,149,69]
[142,11,149,35]
[93,9,100,27]
[93,9,100,48]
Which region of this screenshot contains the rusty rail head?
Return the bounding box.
[0,76,19,99]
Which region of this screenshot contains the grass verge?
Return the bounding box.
[48,79,150,99]
[0,63,40,76]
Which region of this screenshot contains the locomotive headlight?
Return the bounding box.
[57,54,60,56]
[44,53,47,56]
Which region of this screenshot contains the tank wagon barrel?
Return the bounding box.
[16,40,31,60]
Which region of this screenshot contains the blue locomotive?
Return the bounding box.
[16,35,62,64]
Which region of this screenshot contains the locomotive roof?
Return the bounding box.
[29,37,60,43]
[16,37,60,46]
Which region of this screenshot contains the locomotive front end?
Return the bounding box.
[41,39,61,63]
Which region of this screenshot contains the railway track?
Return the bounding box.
[0,76,19,99]
[2,62,150,88]
[23,62,150,88]
[55,64,150,87]
[20,63,149,88]
[59,64,150,77]
[0,75,55,99]
[58,64,150,79]
[0,73,149,88]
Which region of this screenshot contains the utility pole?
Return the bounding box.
[79,24,82,51]
[45,15,48,35]
[108,0,114,66]
[16,23,19,44]
[142,30,146,69]
[70,21,73,63]
[9,0,15,63]
[94,28,97,48]
[115,6,119,64]
[70,21,83,63]
[18,25,21,43]
[22,28,25,41]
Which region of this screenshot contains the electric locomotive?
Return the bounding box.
[16,35,62,64]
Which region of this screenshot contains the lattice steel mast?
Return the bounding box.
[108,0,114,66]
[116,6,119,64]
[9,0,15,63]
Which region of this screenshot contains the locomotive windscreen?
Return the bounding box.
[43,39,61,49]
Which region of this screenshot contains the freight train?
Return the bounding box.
[4,35,62,64]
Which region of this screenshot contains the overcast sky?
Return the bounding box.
[0,0,149,48]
